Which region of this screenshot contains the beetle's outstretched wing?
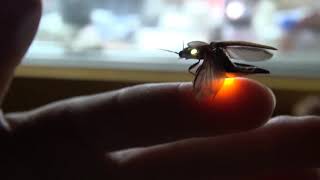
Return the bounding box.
[215,41,277,50]
[224,46,274,61]
[188,41,209,48]
[193,53,225,100]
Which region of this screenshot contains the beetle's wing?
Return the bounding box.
[193,53,225,100]
[188,41,209,48]
[224,46,274,61]
[216,41,277,50]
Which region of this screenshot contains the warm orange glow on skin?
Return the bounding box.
[185,77,275,131]
[223,78,235,87]
[196,78,274,116]
[199,78,239,105]
[214,77,240,102]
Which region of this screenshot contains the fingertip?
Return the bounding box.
[112,80,275,139]
[214,77,276,112]
[213,78,276,129]
[179,78,276,132]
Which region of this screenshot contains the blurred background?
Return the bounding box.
[4,0,320,116]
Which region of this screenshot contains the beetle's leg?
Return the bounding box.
[188,60,201,75]
[193,63,203,88]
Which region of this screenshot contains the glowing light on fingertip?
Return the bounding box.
[223,78,235,87]
[226,1,246,20]
[214,78,238,100]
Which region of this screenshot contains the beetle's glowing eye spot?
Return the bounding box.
[190,49,198,56]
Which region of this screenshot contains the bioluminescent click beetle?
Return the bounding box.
[161,41,277,100]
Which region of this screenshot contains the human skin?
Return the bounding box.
[0,0,320,179]
[0,0,42,104]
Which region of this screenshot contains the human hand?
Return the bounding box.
[4,79,320,180]
[4,77,276,179]
[1,0,320,179]
[0,0,41,104]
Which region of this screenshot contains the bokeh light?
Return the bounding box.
[226,1,246,20]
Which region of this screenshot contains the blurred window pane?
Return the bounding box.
[26,0,320,78]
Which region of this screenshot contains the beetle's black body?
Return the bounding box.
[162,41,277,100]
[179,41,275,75]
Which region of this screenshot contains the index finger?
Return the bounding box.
[6,78,275,150]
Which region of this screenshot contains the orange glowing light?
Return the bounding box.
[214,78,239,101]
[199,78,240,104]
[223,78,235,87]
[226,73,237,78]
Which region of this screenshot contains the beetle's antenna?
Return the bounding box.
[159,49,179,54]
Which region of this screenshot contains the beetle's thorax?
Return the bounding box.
[209,42,218,48]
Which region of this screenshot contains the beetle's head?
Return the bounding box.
[179,47,202,60]
[160,44,205,60]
